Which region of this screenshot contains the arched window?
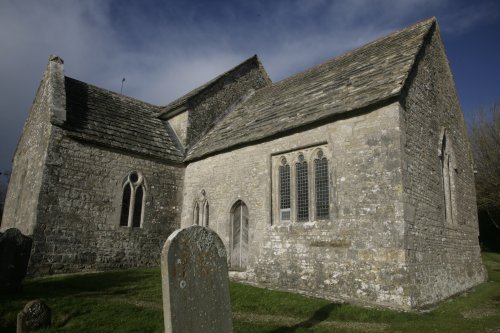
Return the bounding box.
[296,154,309,222]
[279,157,291,222]
[119,171,145,228]
[440,131,456,224]
[314,150,329,219]
[193,202,200,225]
[203,201,209,227]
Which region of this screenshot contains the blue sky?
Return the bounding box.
[0,0,499,175]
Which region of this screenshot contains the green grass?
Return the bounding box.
[1,253,499,333]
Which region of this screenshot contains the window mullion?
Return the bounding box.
[311,157,316,221]
[290,160,297,223]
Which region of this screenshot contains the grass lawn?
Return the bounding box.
[1,253,499,333]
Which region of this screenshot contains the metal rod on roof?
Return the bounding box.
[120,77,126,94]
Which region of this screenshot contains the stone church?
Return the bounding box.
[2,18,486,310]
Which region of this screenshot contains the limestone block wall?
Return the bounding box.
[27,128,184,276]
[401,26,486,307]
[182,103,411,309]
[2,69,55,234]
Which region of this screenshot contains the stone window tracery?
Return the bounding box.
[193,189,209,227]
[119,171,145,228]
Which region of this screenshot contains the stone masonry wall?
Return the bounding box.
[186,59,270,147]
[2,70,54,234]
[182,103,412,309]
[401,26,486,307]
[28,128,184,276]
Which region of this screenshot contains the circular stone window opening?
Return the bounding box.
[129,172,139,183]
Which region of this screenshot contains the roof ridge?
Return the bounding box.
[185,17,438,161]
[185,88,257,152]
[161,54,267,116]
[271,17,436,88]
[65,76,163,111]
[398,18,437,95]
[211,17,436,123]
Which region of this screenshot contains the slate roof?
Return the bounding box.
[186,18,436,161]
[64,77,184,162]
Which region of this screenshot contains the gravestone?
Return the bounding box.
[0,228,33,293]
[161,225,232,333]
[17,300,51,333]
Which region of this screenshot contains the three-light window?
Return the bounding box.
[276,146,330,223]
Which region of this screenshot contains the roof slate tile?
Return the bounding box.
[186,18,435,161]
[64,77,184,162]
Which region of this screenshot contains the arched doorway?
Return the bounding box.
[230,200,249,270]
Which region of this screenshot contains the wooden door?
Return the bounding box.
[231,201,249,270]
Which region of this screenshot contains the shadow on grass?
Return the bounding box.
[268,303,340,333]
[0,268,161,332]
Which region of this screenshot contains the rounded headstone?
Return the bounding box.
[161,225,232,333]
[0,228,33,293]
[17,300,51,333]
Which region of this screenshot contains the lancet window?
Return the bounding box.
[120,171,145,228]
[314,150,329,219]
[279,158,291,222]
[296,154,309,221]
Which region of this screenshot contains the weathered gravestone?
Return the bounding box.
[0,228,33,293]
[17,299,51,333]
[161,225,232,333]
